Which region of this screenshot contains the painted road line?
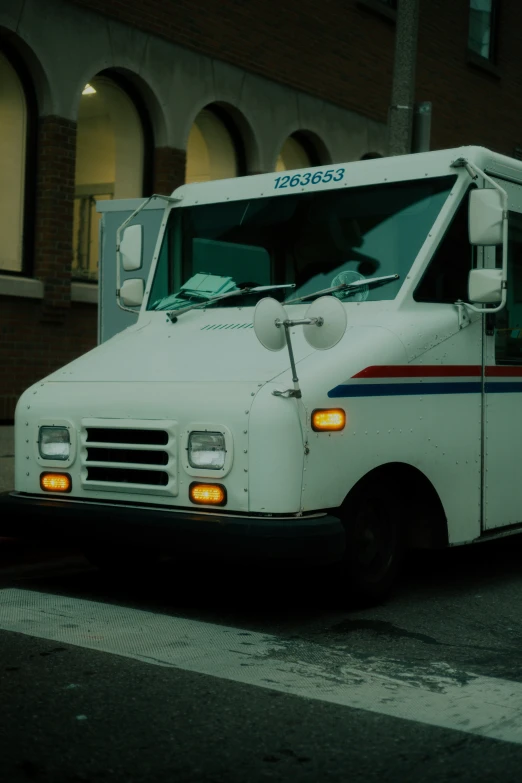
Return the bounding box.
[1,587,522,745]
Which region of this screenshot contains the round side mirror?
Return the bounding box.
[253,297,287,352]
[303,296,347,350]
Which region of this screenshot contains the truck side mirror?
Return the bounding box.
[469,189,503,246]
[468,268,503,304]
[120,224,143,271]
[120,278,144,307]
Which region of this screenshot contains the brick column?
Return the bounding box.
[34,116,77,321]
[153,147,186,195]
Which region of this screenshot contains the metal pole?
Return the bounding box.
[412,100,432,153]
[283,323,301,393]
[387,0,420,156]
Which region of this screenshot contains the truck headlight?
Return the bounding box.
[188,431,226,470]
[38,426,70,461]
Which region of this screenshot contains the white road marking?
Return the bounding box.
[1,587,522,745]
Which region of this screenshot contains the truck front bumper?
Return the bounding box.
[0,492,345,564]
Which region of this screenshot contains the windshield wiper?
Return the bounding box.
[167,284,296,322]
[150,293,190,311]
[285,274,400,304]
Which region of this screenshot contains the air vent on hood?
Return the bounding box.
[201,323,253,330]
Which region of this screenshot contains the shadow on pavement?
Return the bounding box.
[5,530,522,622]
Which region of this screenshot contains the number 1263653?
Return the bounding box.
[274,168,345,190]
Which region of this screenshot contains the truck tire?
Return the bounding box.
[339,478,405,606]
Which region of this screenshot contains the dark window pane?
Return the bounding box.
[414,190,473,304]
[495,213,522,365]
[469,0,495,59]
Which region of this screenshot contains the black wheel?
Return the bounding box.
[82,543,160,575]
[339,478,405,605]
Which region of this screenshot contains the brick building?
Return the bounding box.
[1,0,520,420]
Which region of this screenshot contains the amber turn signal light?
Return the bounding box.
[189,482,227,506]
[311,409,346,432]
[40,473,72,493]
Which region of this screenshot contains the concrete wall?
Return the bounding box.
[0,0,388,167]
[67,0,522,157]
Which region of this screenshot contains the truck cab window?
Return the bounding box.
[148,175,456,310]
[414,191,473,304]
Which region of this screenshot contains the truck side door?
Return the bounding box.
[483,196,522,530]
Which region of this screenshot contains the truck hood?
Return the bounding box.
[45,303,458,386]
[47,308,317,384]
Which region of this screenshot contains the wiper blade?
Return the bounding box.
[167,284,296,322]
[285,274,399,304]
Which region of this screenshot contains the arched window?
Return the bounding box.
[276,132,320,172]
[73,75,146,281]
[186,107,244,184]
[0,49,29,274]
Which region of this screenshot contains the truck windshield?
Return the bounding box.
[147,175,456,309]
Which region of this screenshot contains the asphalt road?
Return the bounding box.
[2,535,522,783]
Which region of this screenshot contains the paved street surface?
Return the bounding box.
[2,534,522,782]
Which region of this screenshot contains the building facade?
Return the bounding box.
[1,0,521,419]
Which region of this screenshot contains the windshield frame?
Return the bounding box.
[394,172,473,308]
[144,171,466,313]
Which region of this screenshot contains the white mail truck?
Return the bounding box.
[2,145,522,603]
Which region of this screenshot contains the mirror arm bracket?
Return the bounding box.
[463,289,508,315]
[117,302,141,314]
[271,317,324,398]
[272,388,302,399]
[272,322,303,398]
[455,300,471,329]
[451,157,479,181]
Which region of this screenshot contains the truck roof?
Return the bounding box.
[171,146,522,207]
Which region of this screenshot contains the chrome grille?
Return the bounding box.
[81,421,177,496]
[85,427,168,445]
[86,447,168,465]
[87,467,169,485]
